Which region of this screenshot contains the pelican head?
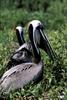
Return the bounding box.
[16,26,25,46]
[28,20,56,62]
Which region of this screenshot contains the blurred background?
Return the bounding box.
[0,0,67,29]
[0,0,67,99]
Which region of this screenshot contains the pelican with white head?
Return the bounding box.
[16,26,25,46]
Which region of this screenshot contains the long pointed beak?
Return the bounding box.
[39,29,56,61]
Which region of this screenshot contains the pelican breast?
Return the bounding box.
[0,61,43,93]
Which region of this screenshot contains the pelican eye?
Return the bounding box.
[36,25,43,30]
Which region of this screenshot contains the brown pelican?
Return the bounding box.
[6,26,33,69]
[28,20,56,62]
[8,21,56,68]
[0,20,55,93]
[12,25,33,63]
[11,21,56,65]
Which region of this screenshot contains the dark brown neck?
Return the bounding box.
[29,24,41,63]
[16,30,25,46]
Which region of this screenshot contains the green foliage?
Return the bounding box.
[0,0,67,99]
[0,24,67,99]
[0,0,67,30]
